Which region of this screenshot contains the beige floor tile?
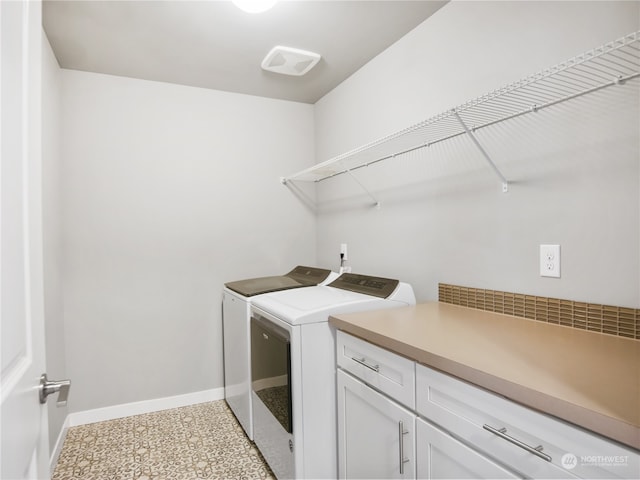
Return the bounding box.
[52,400,274,480]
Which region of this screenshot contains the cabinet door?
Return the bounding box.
[338,370,416,479]
[416,418,520,480]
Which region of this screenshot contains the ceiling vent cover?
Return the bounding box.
[261,46,321,76]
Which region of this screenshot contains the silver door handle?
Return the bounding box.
[398,420,409,474]
[351,356,379,372]
[39,373,71,407]
[483,424,552,462]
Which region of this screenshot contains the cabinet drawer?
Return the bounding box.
[416,364,639,479]
[337,331,415,409]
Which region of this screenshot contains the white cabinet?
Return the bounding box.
[337,369,416,479]
[336,331,640,480]
[416,418,519,479]
[336,331,517,480]
[416,364,640,480]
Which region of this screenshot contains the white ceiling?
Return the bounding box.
[43,0,447,104]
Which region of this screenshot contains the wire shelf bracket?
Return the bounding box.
[453,110,509,193]
[282,166,381,208]
[344,167,381,208]
[282,31,640,200]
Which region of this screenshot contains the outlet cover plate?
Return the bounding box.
[540,244,560,278]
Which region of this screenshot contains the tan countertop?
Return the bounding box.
[329,302,640,450]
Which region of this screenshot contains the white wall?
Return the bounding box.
[47,0,640,417]
[41,31,66,452]
[314,1,640,307]
[60,71,316,412]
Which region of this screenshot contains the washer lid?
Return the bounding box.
[251,285,390,325]
[224,266,332,297]
[250,274,415,326]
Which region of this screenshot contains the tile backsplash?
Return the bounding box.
[438,284,639,339]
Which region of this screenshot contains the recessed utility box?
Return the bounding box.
[261,46,321,76]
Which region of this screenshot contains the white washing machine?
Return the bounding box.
[222,266,337,440]
[249,273,415,479]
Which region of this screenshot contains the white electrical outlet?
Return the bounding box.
[339,243,351,273]
[540,244,560,278]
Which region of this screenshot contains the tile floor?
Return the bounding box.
[51,400,274,480]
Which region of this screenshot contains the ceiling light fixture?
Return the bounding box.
[232,0,278,14]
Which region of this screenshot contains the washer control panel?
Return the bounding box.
[328,273,399,298]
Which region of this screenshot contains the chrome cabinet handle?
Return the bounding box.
[398,421,409,474]
[39,373,71,407]
[351,356,379,372]
[483,424,552,462]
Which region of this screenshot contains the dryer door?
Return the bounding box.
[250,315,292,434]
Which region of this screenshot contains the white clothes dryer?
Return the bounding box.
[222,266,337,440]
[249,273,415,479]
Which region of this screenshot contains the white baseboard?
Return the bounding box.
[49,415,71,474]
[67,387,224,427]
[50,387,224,469]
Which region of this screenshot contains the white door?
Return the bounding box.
[1,1,49,478]
[416,418,520,480]
[337,370,416,479]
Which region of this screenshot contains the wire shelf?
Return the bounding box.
[282,31,640,185]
